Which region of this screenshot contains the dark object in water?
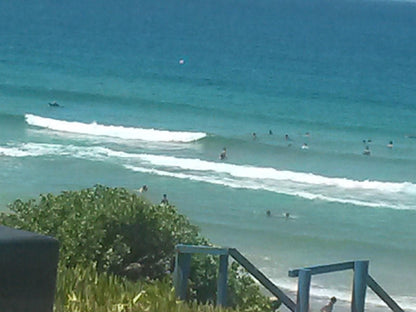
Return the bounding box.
[48,101,61,107]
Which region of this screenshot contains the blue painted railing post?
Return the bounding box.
[217,254,229,307]
[352,261,369,312]
[296,269,311,312]
[173,251,191,300]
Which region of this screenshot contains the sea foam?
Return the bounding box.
[9,137,413,206]
[125,155,416,210]
[3,142,416,210]
[25,114,207,143]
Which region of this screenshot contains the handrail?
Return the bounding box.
[367,275,404,312]
[288,261,354,277]
[228,248,296,311]
[173,244,295,310]
[289,261,405,312]
[176,244,229,255]
[173,245,405,312]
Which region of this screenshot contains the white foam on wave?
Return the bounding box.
[130,154,416,210]
[137,154,415,192]
[3,142,416,210]
[25,114,207,143]
[0,145,38,157]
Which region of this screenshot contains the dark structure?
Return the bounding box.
[0,226,59,312]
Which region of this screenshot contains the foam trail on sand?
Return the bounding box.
[25,114,207,142]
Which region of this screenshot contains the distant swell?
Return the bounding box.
[3,142,416,211]
[24,114,206,143]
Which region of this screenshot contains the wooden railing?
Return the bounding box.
[173,244,405,312]
[288,262,404,312]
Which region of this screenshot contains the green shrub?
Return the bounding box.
[0,185,272,311]
[0,185,205,279]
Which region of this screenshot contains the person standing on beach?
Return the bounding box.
[320,297,336,312]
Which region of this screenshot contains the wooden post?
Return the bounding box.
[173,252,191,300]
[296,269,311,312]
[352,261,369,312]
[217,254,229,307]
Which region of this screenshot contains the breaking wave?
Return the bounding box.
[25,114,207,143]
[2,142,416,211]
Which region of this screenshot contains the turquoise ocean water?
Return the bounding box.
[1,0,416,310]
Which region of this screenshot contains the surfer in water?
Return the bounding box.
[48,101,61,107]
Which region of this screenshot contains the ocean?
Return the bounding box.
[0,0,415,311]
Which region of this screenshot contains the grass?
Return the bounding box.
[54,265,236,312]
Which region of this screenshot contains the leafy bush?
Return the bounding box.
[0,185,272,311]
[0,185,205,279]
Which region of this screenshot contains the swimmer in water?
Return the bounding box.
[363,145,371,156]
[301,143,309,149]
[387,140,393,148]
[161,194,169,205]
[219,147,227,160]
[139,185,148,193]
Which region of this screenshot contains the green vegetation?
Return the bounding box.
[55,264,235,312]
[0,185,273,311]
